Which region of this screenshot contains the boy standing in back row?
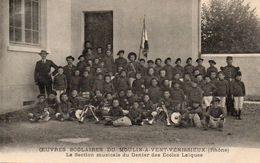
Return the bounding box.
[230,71,246,120]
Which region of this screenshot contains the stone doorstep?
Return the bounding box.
[244,101,260,104]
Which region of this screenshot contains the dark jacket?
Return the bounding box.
[230,80,246,97]
[58,101,72,115]
[163,64,174,80]
[206,66,218,76]
[115,57,128,69]
[184,64,194,75]
[92,79,104,92]
[76,61,87,74]
[207,106,225,118]
[126,61,141,78]
[171,88,185,104]
[215,79,229,97]
[70,76,81,92]
[103,82,115,94]
[154,65,163,77]
[202,82,216,96]
[144,74,156,88]
[194,65,206,76]
[148,86,162,104]
[32,101,48,115]
[103,55,115,73]
[53,74,67,90]
[188,87,203,103]
[79,76,93,92]
[108,106,124,118]
[220,65,239,80]
[114,76,129,92]
[132,78,145,95]
[173,65,184,77]
[63,64,77,83]
[34,59,58,84]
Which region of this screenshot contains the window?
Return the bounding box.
[9,0,40,45]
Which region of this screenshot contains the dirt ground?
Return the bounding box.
[0,103,260,151]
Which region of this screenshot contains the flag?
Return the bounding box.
[139,16,149,59]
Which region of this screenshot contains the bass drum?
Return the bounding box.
[75,109,85,122]
[171,112,181,125]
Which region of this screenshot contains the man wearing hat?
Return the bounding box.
[64,56,76,94]
[173,58,184,77]
[184,57,194,75]
[34,50,58,95]
[207,60,218,76]
[115,50,127,70]
[220,56,240,116]
[194,58,206,77]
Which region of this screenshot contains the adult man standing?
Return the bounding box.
[220,56,240,116]
[34,50,58,95]
[63,56,76,94]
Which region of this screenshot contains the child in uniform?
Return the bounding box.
[53,66,67,102]
[28,94,50,122]
[205,97,225,131]
[79,71,93,93]
[230,71,246,120]
[194,58,206,77]
[70,70,81,92]
[132,72,145,97]
[202,76,216,109]
[215,71,229,114]
[184,57,194,75]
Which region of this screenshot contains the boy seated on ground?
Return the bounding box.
[204,97,225,131]
[28,94,50,122]
[46,91,59,118]
[128,101,144,126]
[69,90,80,109]
[140,94,156,124]
[186,101,205,129]
[56,93,74,121]
[105,98,132,127]
[158,90,174,126]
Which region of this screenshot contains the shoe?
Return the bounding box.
[238,110,242,120]
[148,119,154,125]
[166,120,171,126]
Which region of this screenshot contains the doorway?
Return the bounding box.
[84,11,113,52]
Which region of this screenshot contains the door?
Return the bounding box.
[84,11,113,52]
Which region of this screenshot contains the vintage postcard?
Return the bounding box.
[0,0,260,162]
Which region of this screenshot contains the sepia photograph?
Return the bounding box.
[0,0,260,162]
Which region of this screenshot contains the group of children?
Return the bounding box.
[30,44,246,131]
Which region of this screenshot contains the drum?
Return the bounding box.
[75,109,84,122]
[170,112,181,125]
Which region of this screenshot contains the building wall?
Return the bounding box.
[202,54,260,96]
[0,0,72,114]
[71,0,200,61]
[0,0,200,114]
